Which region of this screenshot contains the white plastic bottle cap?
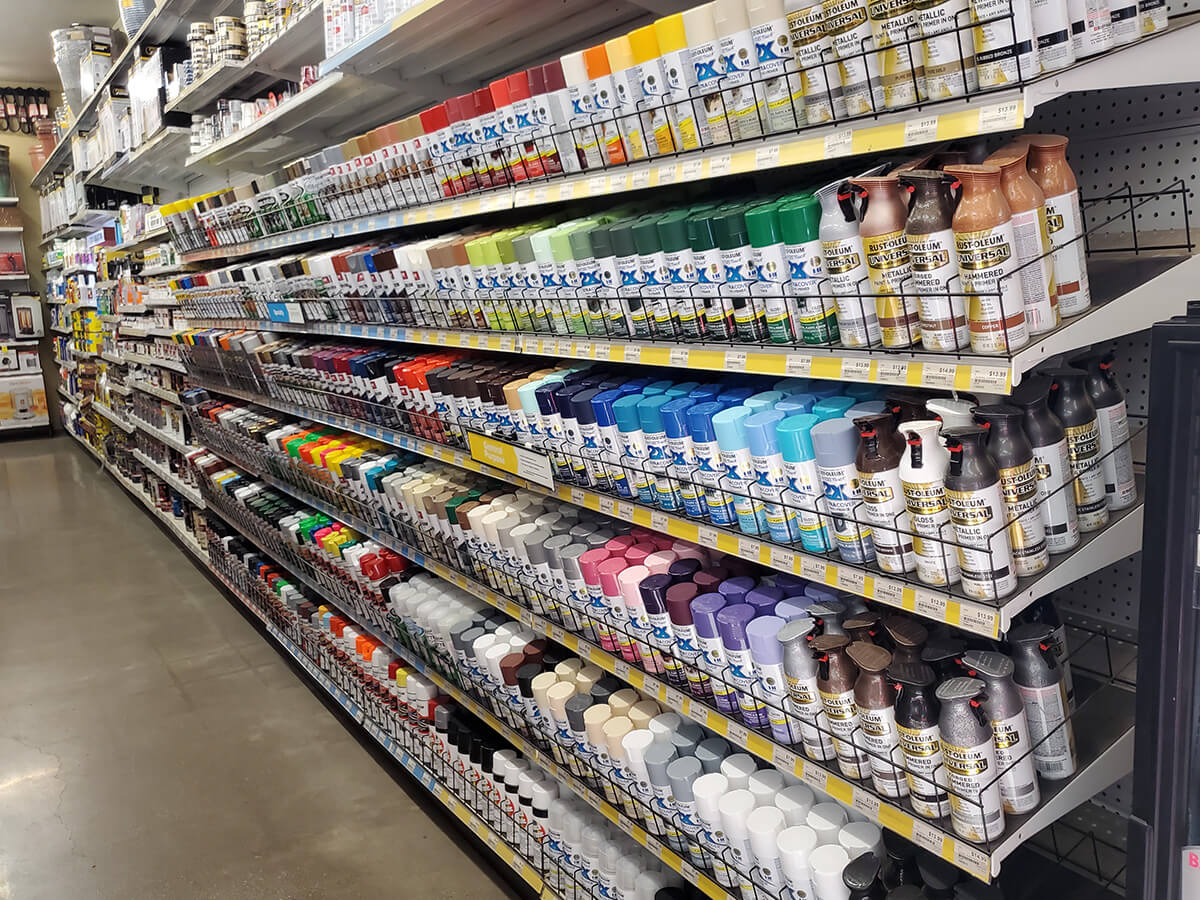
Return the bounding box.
[809,844,852,900]
[806,801,849,846]
[531,671,559,715]
[747,768,785,807]
[531,780,557,813]
[629,700,662,731]
[603,715,635,762]
[555,658,583,681]
[575,663,605,693]
[485,643,510,687]
[838,820,884,861]
[584,703,613,747]
[649,712,682,742]
[775,784,817,827]
[682,1,718,44]
[720,753,758,791]
[691,772,730,828]
[747,805,787,874]
[717,788,757,846]
[609,688,640,718]
[713,0,751,33]
[622,728,656,774]
[473,632,498,672]
[616,854,642,898]
[560,49,590,88]
[600,839,622,877]
[581,823,608,860]
[495,621,522,642]
[547,681,576,722]
[777,824,819,885]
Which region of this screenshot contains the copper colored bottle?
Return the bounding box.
[944,164,1029,355]
[899,170,968,352]
[1022,134,1091,317]
[847,641,908,798]
[813,633,871,779]
[852,175,921,348]
[986,146,1059,334]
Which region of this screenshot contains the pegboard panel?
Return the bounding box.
[1093,774,1135,816]
[1057,553,1143,631]
[1106,331,1154,417]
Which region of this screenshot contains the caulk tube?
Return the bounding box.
[817,180,881,348]
[1048,368,1109,532]
[668,756,714,869]
[717,604,770,728]
[823,0,885,117]
[645,743,687,853]
[1013,377,1080,554]
[777,825,819,900]
[779,618,837,759]
[689,402,737,527]
[778,414,836,552]
[719,789,760,898]
[662,397,707,519]
[785,0,846,124]
[714,406,769,535]
[812,418,876,564]
[748,0,805,134]
[1010,623,1077,780]
[692,592,741,715]
[975,404,1050,577]
[641,574,688,686]
[667,582,713,699]
[693,772,737,887]
[900,420,961,586]
[747,615,803,743]
[936,677,1006,841]
[971,0,1037,88]
[962,650,1041,814]
[854,412,918,574]
[746,410,804,543]
[944,425,1018,600]
[1073,353,1137,512]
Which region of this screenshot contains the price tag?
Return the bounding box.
[436,331,449,345]
[970,365,1010,393]
[773,746,800,776]
[613,659,631,680]
[617,501,637,520]
[755,144,781,169]
[724,349,747,371]
[841,357,872,381]
[623,344,642,363]
[769,545,796,572]
[657,165,677,186]
[485,831,501,851]
[531,186,549,205]
[824,128,854,157]
[875,359,908,385]
[800,762,828,791]
[837,567,867,593]
[598,496,617,515]
[593,342,611,360]
[608,173,629,193]
[518,608,534,627]
[631,169,651,191]
[737,536,762,561]
[725,720,751,748]
[679,861,701,883]
[958,604,999,638]
[650,510,671,533]
[588,175,608,196]
[570,487,586,506]
[904,115,939,146]
[910,820,947,856]
[952,843,992,879]
[799,556,826,581]
[922,362,958,388]
[451,202,465,217]
[697,526,720,549]
[709,153,732,178]
[785,354,812,376]
[914,588,949,621]
[874,578,904,607]
[681,159,704,181]
[576,340,593,358]
[852,790,881,818]
[664,687,690,714]
[670,347,689,367]
[978,100,1021,133]
[643,834,664,858]
[550,625,565,643]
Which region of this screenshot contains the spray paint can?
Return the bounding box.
[689,402,738,527]
[1048,367,1109,532]
[916,0,978,99]
[1139,0,1167,33]
[1073,353,1138,512]
[899,170,969,352]
[824,0,886,116]
[778,413,837,552]
[1067,0,1113,54]
[749,615,805,744]
[714,0,767,140]
[975,404,1050,577]
[669,756,716,871]
[847,642,910,798]
[867,0,924,108]
[1024,134,1091,317]
[854,175,922,348]
[818,180,882,348]
[654,14,709,150]
[890,662,952,818]
[714,405,770,536]
[746,410,805,543]
[901,420,961,586]
[813,633,873,779]
[855,412,918,574]
[667,582,714,700]
[813,417,876,564]
[780,196,840,345]
[779,619,837,761]
[685,3,734,145]
[748,0,806,134]
[1016,596,1075,710]
[718,604,771,728]
[693,593,742,715]
[1011,623,1078,780]
[1030,0,1075,70]
[971,0,1038,88]
[1107,0,1141,44]
[936,677,1006,842]
[746,203,797,344]
[784,0,846,124]
[962,650,1041,814]
[944,425,1018,600]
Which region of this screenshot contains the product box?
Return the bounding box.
[0,374,48,429]
[0,295,43,340]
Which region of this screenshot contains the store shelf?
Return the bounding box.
[0,197,18,206]
[129,415,191,454]
[122,350,186,373]
[50,325,70,335]
[129,379,181,405]
[92,400,134,432]
[191,378,1143,637]
[110,226,169,253]
[57,385,73,403]
[183,253,1193,392]
[101,351,124,365]
[132,449,204,506]
[90,127,195,194]
[198,436,1134,884]
[141,264,188,277]
[120,325,149,338]
[0,226,23,233]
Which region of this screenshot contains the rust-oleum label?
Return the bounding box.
[1063,420,1109,529]
[997,460,1048,574]
[956,222,1028,353]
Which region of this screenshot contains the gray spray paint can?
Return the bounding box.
[962,650,1041,814]
[935,677,1006,842]
[1010,623,1078,780]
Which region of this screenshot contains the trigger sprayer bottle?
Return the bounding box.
[962,650,1041,815]
[900,420,961,587]
[1012,376,1080,554]
[813,633,872,780]
[944,425,1017,600]
[847,642,909,799]
[936,677,1006,842]
[779,617,838,762]
[1011,622,1078,780]
[1015,596,1075,710]
[855,412,917,574]
[890,662,951,819]
[818,179,881,348]
[1072,352,1138,512]
[1048,368,1109,532]
[974,404,1050,577]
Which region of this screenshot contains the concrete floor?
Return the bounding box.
[0,436,515,900]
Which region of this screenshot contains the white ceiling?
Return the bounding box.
[0,0,119,86]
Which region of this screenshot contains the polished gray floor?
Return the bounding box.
[0,436,512,900]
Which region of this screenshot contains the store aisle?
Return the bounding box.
[0,436,514,900]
